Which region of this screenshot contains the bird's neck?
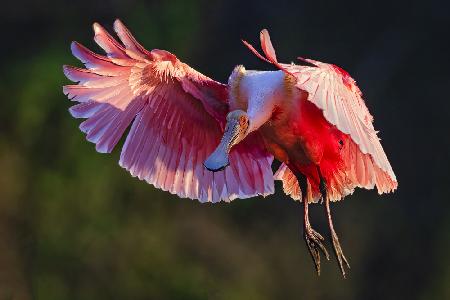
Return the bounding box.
[229,67,289,132]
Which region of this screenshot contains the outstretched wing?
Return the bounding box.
[243,29,397,197]
[284,61,397,194]
[63,20,274,203]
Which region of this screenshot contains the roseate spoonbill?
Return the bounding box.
[63,20,397,277]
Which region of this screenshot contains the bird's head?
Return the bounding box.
[203,110,249,172]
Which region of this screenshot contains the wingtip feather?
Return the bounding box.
[92,22,101,33]
[70,41,84,61]
[62,65,79,81]
[70,41,77,53]
[62,65,70,79]
[62,85,69,96]
[259,28,277,63]
[113,19,127,35]
[113,18,123,27]
[241,39,271,63]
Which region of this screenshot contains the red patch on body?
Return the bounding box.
[293,98,348,193]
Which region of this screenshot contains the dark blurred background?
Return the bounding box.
[0,0,449,299]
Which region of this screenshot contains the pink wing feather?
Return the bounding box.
[242,29,294,75]
[244,29,397,199]
[63,20,274,202]
[284,61,397,195]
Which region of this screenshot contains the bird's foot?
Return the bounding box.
[330,226,350,278]
[304,223,330,276]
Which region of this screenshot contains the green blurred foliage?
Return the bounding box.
[0,0,449,299]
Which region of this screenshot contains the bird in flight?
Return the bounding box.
[63,20,397,277]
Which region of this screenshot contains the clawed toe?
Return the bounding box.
[304,225,330,275]
[330,229,350,278]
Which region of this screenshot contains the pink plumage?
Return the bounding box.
[64,20,274,203]
[63,20,397,277]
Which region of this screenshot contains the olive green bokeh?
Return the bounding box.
[0,1,449,299]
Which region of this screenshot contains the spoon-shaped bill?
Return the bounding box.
[204,110,249,172]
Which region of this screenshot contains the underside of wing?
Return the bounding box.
[63,20,275,202]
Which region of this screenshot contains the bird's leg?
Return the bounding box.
[317,169,350,278]
[296,172,329,275]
